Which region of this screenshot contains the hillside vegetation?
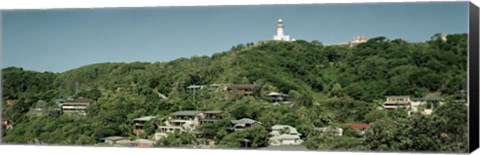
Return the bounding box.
[1,33,468,152]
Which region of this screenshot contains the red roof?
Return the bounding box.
[350,123,372,129]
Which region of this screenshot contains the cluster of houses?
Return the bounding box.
[187,83,291,104]
[382,95,445,115]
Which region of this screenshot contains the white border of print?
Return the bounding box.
[0,1,477,155]
[0,0,474,10]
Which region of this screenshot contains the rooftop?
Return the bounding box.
[386,95,410,98]
[203,110,223,114]
[267,92,288,96]
[411,97,444,101]
[133,116,157,121]
[350,123,372,129]
[170,111,202,116]
[231,118,262,125]
[271,125,300,135]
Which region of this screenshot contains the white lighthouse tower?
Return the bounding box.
[273,18,291,41]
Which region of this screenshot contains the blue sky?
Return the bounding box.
[1,2,469,73]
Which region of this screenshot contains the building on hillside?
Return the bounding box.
[410,97,444,115]
[272,19,292,41]
[269,134,303,146]
[383,96,411,110]
[267,92,290,104]
[154,126,185,141]
[314,127,343,136]
[61,98,94,116]
[200,111,223,125]
[155,110,225,140]
[225,84,256,97]
[349,36,368,47]
[270,125,301,136]
[269,125,303,146]
[349,123,372,135]
[228,118,262,132]
[167,111,204,128]
[133,116,158,136]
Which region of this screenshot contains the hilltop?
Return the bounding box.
[1,33,468,152]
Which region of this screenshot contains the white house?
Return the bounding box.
[409,97,444,115]
[314,127,343,136]
[269,125,303,146]
[383,96,411,110]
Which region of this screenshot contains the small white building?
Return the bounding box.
[383,96,411,110]
[273,19,291,41]
[269,125,303,146]
[314,127,343,136]
[409,97,444,115]
[154,126,185,141]
[267,92,290,104]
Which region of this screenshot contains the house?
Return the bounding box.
[383,96,411,110]
[154,126,185,141]
[270,125,301,136]
[269,125,303,146]
[166,111,203,129]
[100,136,127,145]
[267,92,290,104]
[61,98,94,116]
[1,118,13,130]
[314,127,343,136]
[350,123,372,135]
[410,97,444,115]
[269,134,303,146]
[225,84,256,96]
[155,110,224,140]
[200,111,223,125]
[228,118,262,131]
[155,111,204,140]
[133,116,158,136]
[6,99,15,107]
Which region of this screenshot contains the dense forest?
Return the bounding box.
[1,33,468,152]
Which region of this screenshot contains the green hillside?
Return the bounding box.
[1,33,468,152]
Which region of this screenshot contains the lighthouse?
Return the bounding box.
[273,18,291,41]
